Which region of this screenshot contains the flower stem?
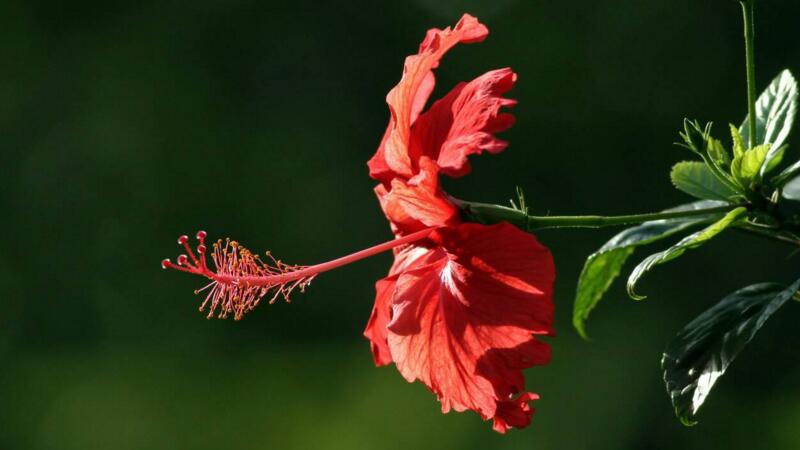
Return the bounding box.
[741,0,757,148]
[454,199,742,231]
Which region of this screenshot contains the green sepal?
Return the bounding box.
[678,119,710,156]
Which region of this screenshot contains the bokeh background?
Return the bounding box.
[3,0,800,448]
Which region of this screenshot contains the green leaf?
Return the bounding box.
[679,119,709,156]
[707,136,731,168]
[729,124,745,159]
[763,144,786,175]
[730,144,771,187]
[573,248,633,339]
[772,158,800,187]
[572,201,726,338]
[781,175,800,201]
[662,278,800,426]
[670,161,738,201]
[626,207,747,300]
[739,69,798,174]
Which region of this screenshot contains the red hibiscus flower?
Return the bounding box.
[364,14,555,432]
[162,13,554,434]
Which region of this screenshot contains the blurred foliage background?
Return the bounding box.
[2,0,800,448]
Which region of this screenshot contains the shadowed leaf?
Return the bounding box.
[572,201,725,338]
[662,278,800,426]
[626,207,747,300]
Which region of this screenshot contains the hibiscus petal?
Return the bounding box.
[385,222,554,431]
[492,392,539,433]
[376,157,459,234]
[364,277,398,366]
[412,68,517,178]
[367,14,489,182]
[364,245,441,366]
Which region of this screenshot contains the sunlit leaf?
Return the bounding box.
[662,278,800,426]
[729,124,745,159]
[572,201,726,338]
[670,161,738,201]
[781,175,800,201]
[739,69,798,176]
[730,144,771,187]
[626,207,747,300]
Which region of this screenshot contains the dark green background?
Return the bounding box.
[2,1,800,448]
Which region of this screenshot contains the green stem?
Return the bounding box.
[699,151,745,195]
[741,0,758,148]
[734,223,800,247]
[454,199,741,231]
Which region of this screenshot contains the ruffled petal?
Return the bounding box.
[367,14,489,182]
[385,222,554,431]
[411,68,517,178]
[492,392,539,433]
[364,277,398,366]
[364,245,439,366]
[376,157,459,234]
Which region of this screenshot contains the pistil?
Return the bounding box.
[162,227,435,319]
